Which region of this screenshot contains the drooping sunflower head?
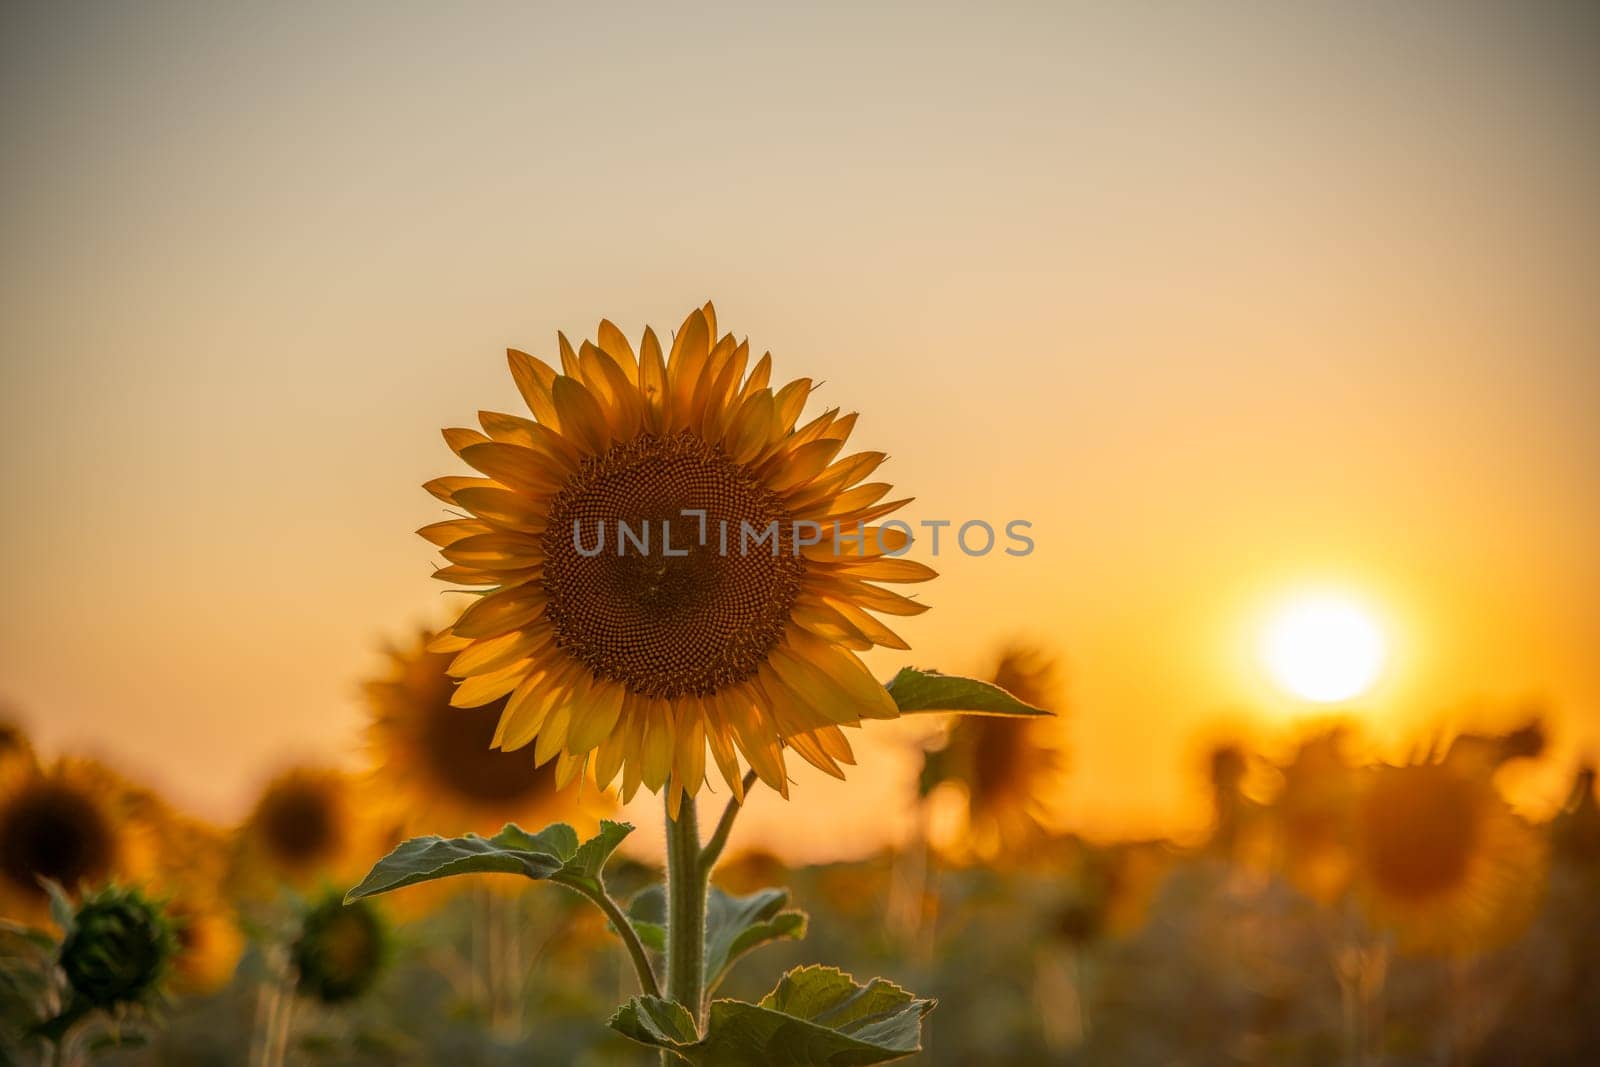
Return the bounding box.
[0,759,154,925]
[235,767,360,893]
[364,627,612,837]
[425,304,934,810]
[1352,759,1546,956]
[923,644,1068,861]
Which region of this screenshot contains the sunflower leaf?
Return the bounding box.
[344,820,633,903]
[885,667,1051,717]
[608,995,701,1054]
[610,965,934,1066]
[626,885,808,995]
[625,885,668,951]
[705,887,808,995]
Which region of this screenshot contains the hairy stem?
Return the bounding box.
[664,793,706,1024]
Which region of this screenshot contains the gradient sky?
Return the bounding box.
[3,2,1597,859]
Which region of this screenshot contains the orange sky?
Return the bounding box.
[3,3,1597,860]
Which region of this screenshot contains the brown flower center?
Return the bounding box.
[541,431,805,699]
[416,653,559,803]
[1360,765,1480,899]
[0,781,115,898]
[256,780,342,869]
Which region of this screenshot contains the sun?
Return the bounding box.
[1260,594,1386,703]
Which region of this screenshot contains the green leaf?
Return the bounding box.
[704,887,807,995]
[610,965,934,1066]
[623,887,667,952]
[626,885,807,995]
[345,820,633,903]
[885,667,1051,717]
[608,995,701,1054]
[629,918,667,953]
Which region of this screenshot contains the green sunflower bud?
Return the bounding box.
[59,885,174,1009]
[290,895,388,1004]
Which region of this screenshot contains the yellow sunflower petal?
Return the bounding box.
[458,441,567,497]
[450,659,533,708]
[550,376,612,454]
[596,319,639,382]
[565,680,627,753]
[507,349,561,428]
[639,326,669,432]
[640,704,675,791]
[704,695,745,801]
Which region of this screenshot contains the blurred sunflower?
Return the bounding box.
[232,767,367,898]
[424,303,933,811]
[147,812,244,995]
[710,847,789,896]
[364,627,611,837]
[290,894,389,1005]
[1351,758,1545,956]
[165,892,245,996]
[1044,837,1167,947]
[922,644,1068,861]
[0,758,155,926]
[1273,728,1359,904]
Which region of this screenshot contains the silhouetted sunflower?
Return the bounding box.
[424,304,933,812]
[364,627,612,837]
[1274,728,1359,904]
[0,759,155,926]
[233,767,363,896]
[923,644,1068,860]
[1352,759,1545,956]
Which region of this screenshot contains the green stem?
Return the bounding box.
[700,771,760,873]
[578,883,660,998]
[664,793,706,1023]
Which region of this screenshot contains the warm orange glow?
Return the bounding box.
[1260,594,1387,704]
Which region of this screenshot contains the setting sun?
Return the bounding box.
[1260,594,1387,704]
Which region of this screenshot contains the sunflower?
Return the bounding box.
[145,811,244,995]
[0,758,156,926]
[165,892,245,996]
[1351,758,1545,956]
[423,304,933,811]
[290,894,389,1005]
[364,626,612,837]
[1046,838,1166,947]
[232,767,365,897]
[922,644,1068,861]
[1273,728,1359,904]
